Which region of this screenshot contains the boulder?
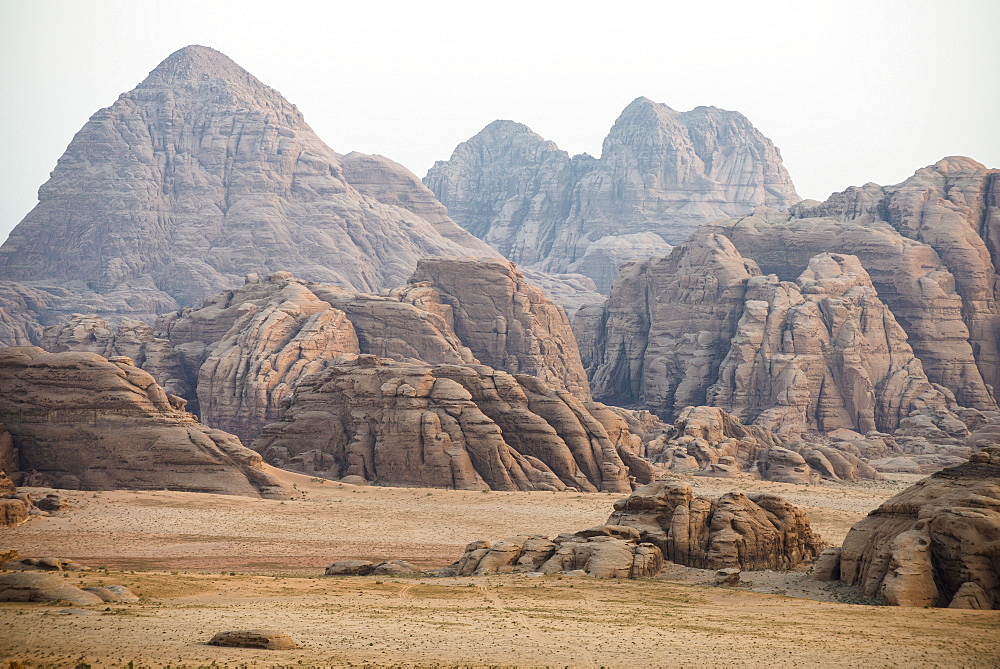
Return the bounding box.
[0,572,103,604]
[208,630,297,650]
[840,445,1000,608]
[324,560,377,576]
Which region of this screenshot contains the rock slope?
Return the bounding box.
[252,355,647,492]
[0,346,288,497]
[836,445,1000,609]
[576,233,959,438]
[704,157,999,410]
[425,98,799,290]
[0,45,498,336]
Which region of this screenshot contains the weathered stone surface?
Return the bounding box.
[208,630,297,650]
[709,253,954,435]
[811,547,842,581]
[840,445,1000,608]
[0,45,498,340]
[579,234,962,441]
[606,480,822,570]
[450,531,662,579]
[577,234,757,419]
[0,498,28,527]
[324,560,376,576]
[448,480,819,576]
[0,346,288,497]
[407,257,591,401]
[0,572,103,604]
[83,585,139,603]
[702,158,1000,411]
[425,99,799,290]
[252,356,644,492]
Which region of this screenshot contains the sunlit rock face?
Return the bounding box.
[425,98,799,291]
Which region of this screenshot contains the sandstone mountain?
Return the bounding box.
[252,355,648,492]
[424,98,799,291]
[703,157,1000,410]
[42,258,592,445]
[0,45,502,342]
[576,232,971,445]
[834,445,1000,609]
[0,346,288,497]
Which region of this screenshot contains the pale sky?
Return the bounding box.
[2,0,998,243]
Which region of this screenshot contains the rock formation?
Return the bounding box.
[48,258,593,444]
[406,257,592,401]
[424,99,799,290]
[836,445,1000,609]
[703,157,1000,411]
[605,480,822,570]
[449,530,664,579]
[252,355,647,492]
[0,346,288,497]
[448,479,821,576]
[577,233,960,440]
[0,45,499,338]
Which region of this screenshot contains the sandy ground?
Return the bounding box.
[2,467,997,667]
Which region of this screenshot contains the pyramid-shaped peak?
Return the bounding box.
[143,45,250,84]
[133,45,293,114]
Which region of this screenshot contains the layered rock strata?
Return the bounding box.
[704,157,1000,410]
[836,445,1000,609]
[252,355,647,492]
[406,257,592,401]
[0,346,288,497]
[577,233,959,438]
[424,99,799,290]
[0,45,498,337]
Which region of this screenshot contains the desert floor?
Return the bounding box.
[1,468,998,667]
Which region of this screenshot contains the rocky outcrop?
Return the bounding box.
[576,233,760,419]
[791,157,1000,400]
[703,158,1000,411]
[0,45,498,339]
[252,355,647,492]
[578,234,959,440]
[0,572,104,604]
[606,480,822,570]
[0,346,288,497]
[709,252,953,435]
[837,445,1000,609]
[407,257,592,401]
[449,531,663,579]
[425,99,799,290]
[448,480,821,575]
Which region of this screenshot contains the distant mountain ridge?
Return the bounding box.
[424,97,800,291]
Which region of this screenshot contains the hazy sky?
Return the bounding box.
[2,0,998,243]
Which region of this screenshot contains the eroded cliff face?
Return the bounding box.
[0,347,288,497]
[407,257,592,401]
[709,253,951,434]
[705,157,1000,410]
[577,234,957,437]
[44,257,594,444]
[0,45,498,337]
[838,446,1000,609]
[251,356,643,493]
[425,98,799,291]
[576,233,758,418]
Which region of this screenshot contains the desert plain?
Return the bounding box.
[1,468,998,667]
